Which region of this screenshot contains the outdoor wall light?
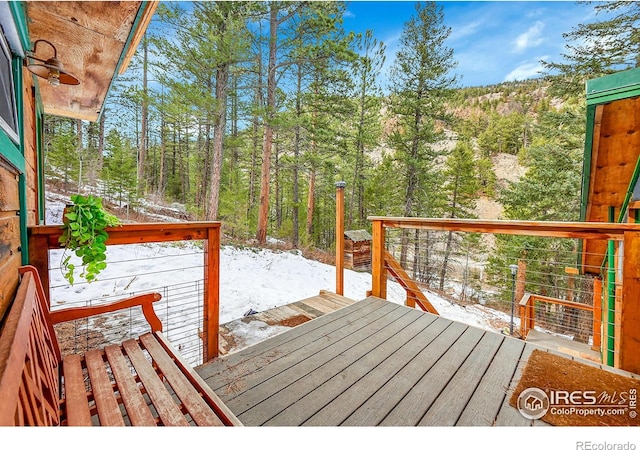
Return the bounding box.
[26,39,80,87]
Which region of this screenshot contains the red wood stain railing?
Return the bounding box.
[28,222,222,362]
[518,293,595,341]
[368,216,640,374]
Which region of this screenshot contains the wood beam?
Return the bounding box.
[367,217,640,240]
[620,231,640,373]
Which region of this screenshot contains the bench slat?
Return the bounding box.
[84,350,126,426]
[104,344,157,426]
[121,339,190,426]
[153,331,243,426]
[139,333,224,426]
[62,354,92,426]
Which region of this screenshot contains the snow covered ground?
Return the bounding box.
[45,191,519,365]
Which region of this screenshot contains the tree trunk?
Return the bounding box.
[292,67,302,247]
[256,6,278,244]
[306,169,316,239]
[207,63,227,221]
[138,38,148,196]
[76,119,83,192]
[98,110,105,172]
[439,175,460,292]
[275,138,282,230]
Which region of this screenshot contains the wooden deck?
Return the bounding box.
[195,296,635,426]
[524,329,601,363]
[218,291,355,355]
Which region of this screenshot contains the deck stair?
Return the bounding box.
[218,291,355,355]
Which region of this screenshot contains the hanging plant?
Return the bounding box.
[59,194,121,285]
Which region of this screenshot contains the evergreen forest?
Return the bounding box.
[43,1,640,312]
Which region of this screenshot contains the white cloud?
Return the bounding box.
[450,19,483,42]
[503,59,546,82]
[514,21,545,53]
[343,10,355,19]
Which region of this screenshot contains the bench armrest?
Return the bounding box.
[19,265,163,333]
[49,293,163,332]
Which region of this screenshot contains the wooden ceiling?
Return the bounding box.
[582,97,640,274]
[25,1,157,121]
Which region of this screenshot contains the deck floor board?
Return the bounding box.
[417,330,505,426]
[240,307,421,424]
[198,299,378,390]
[196,296,631,426]
[456,337,526,426]
[227,302,410,416]
[263,312,437,425]
[376,326,487,426]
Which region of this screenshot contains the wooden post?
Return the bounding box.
[28,233,51,307]
[515,259,526,303]
[563,267,579,332]
[371,219,386,299]
[620,231,640,373]
[335,182,346,296]
[203,226,220,362]
[592,277,602,352]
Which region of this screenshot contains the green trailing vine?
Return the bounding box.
[59,194,121,285]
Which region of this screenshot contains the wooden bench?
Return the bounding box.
[0,265,242,426]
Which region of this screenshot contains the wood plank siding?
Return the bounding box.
[0,69,36,321]
[0,159,21,320]
[196,297,636,426]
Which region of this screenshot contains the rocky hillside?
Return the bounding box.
[448,77,565,221]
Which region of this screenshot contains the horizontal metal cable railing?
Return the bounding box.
[369,217,640,369]
[28,222,221,366]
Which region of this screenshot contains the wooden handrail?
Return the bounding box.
[28,221,222,362]
[368,217,640,240]
[518,292,594,340]
[369,217,637,301]
[518,293,593,311]
[384,251,438,315]
[29,222,221,246]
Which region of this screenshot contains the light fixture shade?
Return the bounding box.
[27,58,80,86]
[26,40,80,86]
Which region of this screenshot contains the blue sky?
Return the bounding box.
[343,1,603,88]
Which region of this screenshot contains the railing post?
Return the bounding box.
[519,293,528,338]
[335,181,346,296]
[371,219,386,299]
[28,233,51,306]
[620,231,640,373]
[203,225,220,362]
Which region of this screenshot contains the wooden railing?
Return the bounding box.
[368,216,640,374]
[518,292,599,347]
[382,251,438,314]
[27,222,222,362]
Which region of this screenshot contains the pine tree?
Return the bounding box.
[386,1,458,267]
[102,129,138,209]
[543,2,640,96]
[438,140,479,291]
[153,1,254,220]
[44,117,79,192]
[348,30,385,228]
[487,105,584,309]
